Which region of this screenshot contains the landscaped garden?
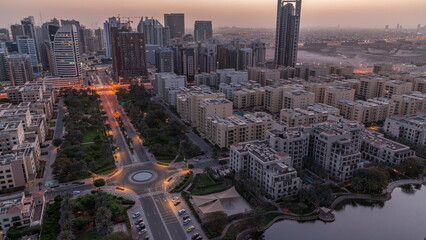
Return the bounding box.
[52,89,115,182]
[115,85,201,162]
[40,191,134,240]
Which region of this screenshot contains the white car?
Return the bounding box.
[132,212,141,218]
[178,209,186,215]
[183,218,191,225]
[138,229,147,235]
[72,191,80,195]
[172,197,179,202]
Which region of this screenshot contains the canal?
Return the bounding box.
[264,184,426,240]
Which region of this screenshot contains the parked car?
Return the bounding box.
[195,236,203,240]
[183,215,190,220]
[135,219,144,225]
[172,197,179,202]
[183,218,191,225]
[173,201,181,206]
[187,226,195,233]
[191,233,200,240]
[178,209,186,215]
[139,229,147,235]
[132,212,141,218]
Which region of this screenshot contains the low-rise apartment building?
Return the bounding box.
[282,90,315,110]
[204,112,274,149]
[384,112,426,148]
[230,140,302,199]
[233,88,265,109]
[362,131,414,165]
[198,98,233,133]
[391,92,426,115]
[280,103,340,127]
[337,98,396,123]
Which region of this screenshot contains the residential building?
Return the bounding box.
[282,90,315,109]
[198,98,233,132]
[251,40,266,66]
[164,13,185,39]
[0,43,9,82]
[247,67,281,86]
[362,131,414,165]
[336,98,396,123]
[198,44,217,73]
[218,81,260,100]
[280,103,340,127]
[194,21,213,42]
[10,24,24,41]
[275,0,302,67]
[195,73,218,88]
[16,36,39,72]
[7,54,33,86]
[103,17,131,58]
[391,92,426,115]
[239,48,253,71]
[176,91,225,126]
[155,47,174,73]
[381,80,413,99]
[323,86,355,107]
[384,112,426,148]
[205,112,274,148]
[137,17,168,47]
[233,88,265,109]
[373,63,393,74]
[152,73,186,100]
[230,141,302,199]
[264,85,303,113]
[267,128,310,169]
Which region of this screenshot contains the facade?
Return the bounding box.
[230,141,302,199]
[164,13,185,39]
[280,103,340,127]
[52,24,82,86]
[337,98,396,123]
[251,40,266,66]
[219,81,260,100]
[111,30,147,81]
[176,91,225,126]
[248,67,281,86]
[16,36,39,72]
[301,121,364,181]
[282,90,315,109]
[205,112,274,149]
[267,128,310,169]
[362,131,414,166]
[152,73,186,100]
[198,98,233,132]
[137,17,168,47]
[198,44,217,73]
[7,55,33,86]
[238,48,253,71]
[233,88,265,109]
[10,24,24,41]
[384,112,426,148]
[323,86,355,107]
[0,43,9,82]
[155,48,174,73]
[391,92,426,115]
[381,80,413,99]
[194,21,213,42]
[275,0,302,67]
[195,73,218,88]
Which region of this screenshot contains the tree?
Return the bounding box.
[97,218,113,236]
[57,230,75,240]
[96,207,112,223]
[53,139,63,147]
[351,168,390,194]
[397,157,425,178]
[94,178,106,187]
[70,216,91,230]
[59,210,74,230]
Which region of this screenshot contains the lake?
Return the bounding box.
[264,184,426,240]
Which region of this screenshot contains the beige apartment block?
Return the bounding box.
[280,103,340,127]
[198,98,233,133]
[391,92,426,115]
[337,98,396,123]
[205,112,274,148]
[233,88,265,109]
[324,86,355,107]
[282,90,315,109]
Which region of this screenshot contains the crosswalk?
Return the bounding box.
[139,190,165,198]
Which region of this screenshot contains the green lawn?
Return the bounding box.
[82,127,103,143]
[191,184,230,196]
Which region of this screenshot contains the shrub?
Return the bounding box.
[94,178,106,187]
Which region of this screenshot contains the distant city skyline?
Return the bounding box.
[0,0,425,30]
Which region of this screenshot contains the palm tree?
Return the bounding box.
[60,210,74,230]
[95,192,109,210]
[96,218,113,236]
[57,230,75,240]
[96,207,112,222]
[61,193,73,211]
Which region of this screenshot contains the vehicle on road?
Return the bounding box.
[173,201,181,206]
[187,226,195,233]
[72,191,80,195]
[191,233,200,240]
[178,209,186,215]
[183,215,190,220]
[183,218,191,225]
[45,188,54,193]
[132,212,141,218]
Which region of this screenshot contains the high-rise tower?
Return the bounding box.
[164,13,185,39]
[274,0,302,67]
[194,21,212,42]
[52,24,81,78]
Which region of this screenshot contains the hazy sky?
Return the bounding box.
[1,0,425,29]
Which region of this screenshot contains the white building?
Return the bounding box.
[152,73,186,100]
[384,112,426,148]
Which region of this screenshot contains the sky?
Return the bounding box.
[0,0,425,30]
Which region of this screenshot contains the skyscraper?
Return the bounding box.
[7,54,33,86]
[155,47,174,73]
[103,17,131,58]
[275,0,302,67]
[94,28,105,51]
[111,29,148,82]
[10,24,24,41]
[52,24,82,78]
[61,19,85,54]
[0,43,10,82]
[16,36,40,72]
[198,44,216,73]
[137,17,168,47]
[164,13,185,39]
[0,28,10,41]
[21,16,36,39]
[194,21,213,42]
[239,48,253,71]
[251,40,266,66]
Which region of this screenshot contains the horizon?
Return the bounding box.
[0,0,425,30]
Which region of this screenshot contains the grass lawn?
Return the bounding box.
[197,174,215,186]
[49,122,56,128]
[82,127,103,143]
[191,184,230,196]
[155,153,175,163]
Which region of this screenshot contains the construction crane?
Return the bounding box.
[115,14,143,25]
